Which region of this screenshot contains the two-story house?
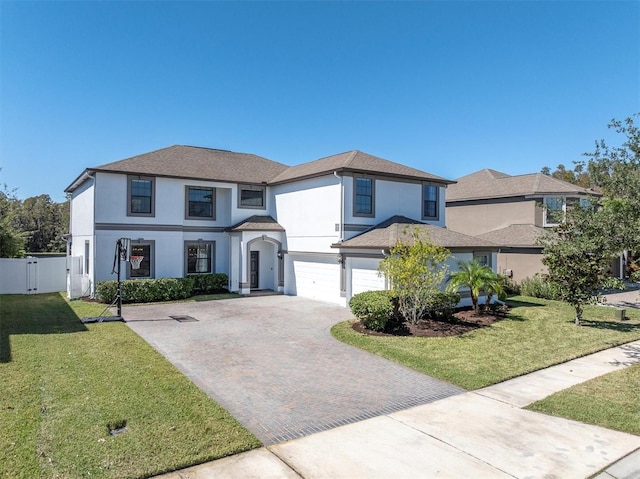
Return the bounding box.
[65,146,498,306]
[445,169,599,283]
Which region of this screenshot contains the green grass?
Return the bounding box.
[332,296,640,390]
[527,363,640,435]
[1,293,260,479]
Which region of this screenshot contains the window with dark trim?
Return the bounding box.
[354,176,374,216]
[422,184,439,220]
[186,186,215,219]
[238,185,266,209]
[544,196,564,226]
[128,240,154,279]
[185,241,215,274]
[127,176,155,216]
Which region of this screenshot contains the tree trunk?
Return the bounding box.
[575,305,583,325]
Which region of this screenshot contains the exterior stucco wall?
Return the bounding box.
[343,176,446,232]
[445,198,538,236]
[496,251,546,283]
[272,175,341,253]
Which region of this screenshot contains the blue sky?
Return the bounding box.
[1,1,638,203]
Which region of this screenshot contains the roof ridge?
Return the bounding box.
[344,150,359,168]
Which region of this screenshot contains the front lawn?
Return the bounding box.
[0,293,260,479]
[527,363,640,436]
[331,296,640,390]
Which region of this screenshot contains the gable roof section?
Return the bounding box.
[333,215,497,250]
[65,145,289,192]
[446,168,597,202]
[269,150,454,185]
[226,215,285,232]
[475,224,546,248]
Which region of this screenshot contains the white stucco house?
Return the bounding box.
[64,145,498,306]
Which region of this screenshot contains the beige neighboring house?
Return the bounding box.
[445,169,599,283]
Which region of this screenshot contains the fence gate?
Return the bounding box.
[0,257,68,295]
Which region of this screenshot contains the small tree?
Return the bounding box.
[378,227,451,324]
[446,259,497,313]
[539,204,617,325]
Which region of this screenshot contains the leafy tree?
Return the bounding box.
[446,259,498,313]
[13,195,69,253]
[378,227,451,324]
[0,183,26,258]
[584,113,640,254]
[539,203,618,325]
[541,163,591,188]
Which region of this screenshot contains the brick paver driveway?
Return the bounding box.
[123,295,464,445]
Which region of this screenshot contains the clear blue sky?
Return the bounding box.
[1,1,638,203]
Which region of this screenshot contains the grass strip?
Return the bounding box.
[331,296,640,390]
[527,363,640,436]
[1,293,260,479]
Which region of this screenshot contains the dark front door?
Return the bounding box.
[250,251,259,289]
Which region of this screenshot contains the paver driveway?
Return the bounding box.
[123,295,464,445]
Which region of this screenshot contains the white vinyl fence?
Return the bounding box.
[0,256,68,295]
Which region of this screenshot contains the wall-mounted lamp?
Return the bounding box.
[277,251,283,260]
[337,254,344,264]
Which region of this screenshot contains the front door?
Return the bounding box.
[250,251,259,289]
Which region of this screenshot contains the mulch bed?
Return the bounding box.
[352,308,505,337]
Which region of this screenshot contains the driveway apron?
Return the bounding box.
[123,295,464,445]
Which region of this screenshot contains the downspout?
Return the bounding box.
[87,172,97,297]
[334,171,344,241]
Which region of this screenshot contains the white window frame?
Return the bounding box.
[543,196,565,227]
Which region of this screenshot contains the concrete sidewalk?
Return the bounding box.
[156,340,640,479]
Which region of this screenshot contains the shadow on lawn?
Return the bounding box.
[0,293,88,363]
[579,319,640,333]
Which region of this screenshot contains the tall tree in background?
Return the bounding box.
[0,181,26,258]
[540,163,591,188]
[14,195,69,253]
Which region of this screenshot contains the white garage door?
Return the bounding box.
[286,254,342,304]
[350,257,386,297]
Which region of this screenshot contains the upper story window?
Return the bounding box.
[186,186,215,219]
[354,176,374,217]
[422,184,439,220]
[544,196,565,226]
[128,176,155,217]
[239,185,266,209]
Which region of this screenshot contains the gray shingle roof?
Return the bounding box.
[333,215,498,250]
[446,169,597,202]
[92,145,288,184]
[269,150,453,185]
[475,224,546,247]
[227,215,285,232]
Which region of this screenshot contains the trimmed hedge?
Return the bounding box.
[95,273,228,304]
[349,290,395,331]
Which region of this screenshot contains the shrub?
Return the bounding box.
[423,291,461,320]
[191,273,229,293]
[519,274,562,300]
[96,277,195,304]
[502,276,521,295]
[630,270,640,283]
[349,290,395,332]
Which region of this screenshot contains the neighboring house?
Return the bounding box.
[64,145,498,306]
[445,169,599,283]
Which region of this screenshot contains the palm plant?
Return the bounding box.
[446,259,498,313]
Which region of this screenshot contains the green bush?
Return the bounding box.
[519,274,562,300]
[191,273,229,293]
[502,276,521,295]
[96,277,195,304]
[630,270,640,283]
[349,290,395,332]
[423,291,461,320]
